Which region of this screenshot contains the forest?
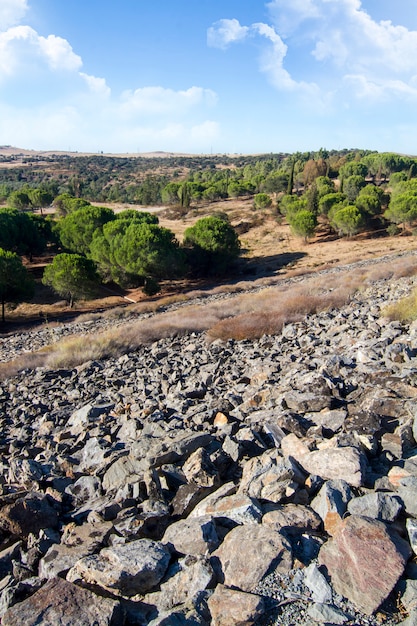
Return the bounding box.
[0,147,417,322]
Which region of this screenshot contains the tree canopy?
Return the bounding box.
[42,253,100,307]
[0,248,34,322]
[58,205,115,255]
[183,216,241,275]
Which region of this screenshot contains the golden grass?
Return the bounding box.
[382,288,417,323]
[2,253,417,377]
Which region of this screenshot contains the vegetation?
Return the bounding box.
[42,253,99,307]
[183,216,241,275]
[383,288,417,322]
[0,248,34,322]
[1,146,417,318]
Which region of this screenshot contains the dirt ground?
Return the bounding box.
[4,197,417,330]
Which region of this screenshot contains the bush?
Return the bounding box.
[387,223,401,236]
[253,193,272,209]
[183,216,241,276]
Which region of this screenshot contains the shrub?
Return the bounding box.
[183,216,241,276]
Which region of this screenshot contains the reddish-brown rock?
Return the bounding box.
[319,515,411,614]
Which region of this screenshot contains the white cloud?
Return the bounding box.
[38,34,82,71]
[253,22,318,95]
[262,0,417,102]
[266,0,320,36]
[0,0,28,30]
[80,73,111,99]
[207,18,249,49]
[0,25,82,79]
[0,3,220,152]
[120,86,217,118]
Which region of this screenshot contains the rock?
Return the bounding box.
[307,602,350,624]
[280,433,311,460]
[310,479,351,536]
[65,475,102,506]
[298,447,367,488]
[39,521,112,579]
[207,584,265,626]
[283,391,331,413]
[347,492,403,522]
[182,449,219,488]
[262,504,322,535]
[150,554,214,611]
[189,483,237,518]
[163,517,219,555]
[2,577,123,625]
[238,449,304,503]
[397,477,417,516]
[191,493,262,526]
[213,525,292,592]
[307,408,347,434]
[0,493,59,538]
[402,579,417,612]
[67,539,171,596]
[407,518,417,555]
[303,562,332,603]
[318,515,411,614]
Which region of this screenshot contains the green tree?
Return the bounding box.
[385,191,417,232]
[42,253,99,308]
[54,194,90,217]
[91,220,184,288]
[58,205,115,256]
[318,192,346,216]
[344,175,367,203]
[161,182,181,205]
[288,209,317,243]
[183,216,241,275]
[355,185,384,216]
[27,188,53,213]
[0,248,34,322]
[8,190,31,211]
[331,205,364,237]
[315,176,335,198]
[253,193,272,209]
[279,194,307,218]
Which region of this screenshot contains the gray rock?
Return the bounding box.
[148,554,214,611]
[310,479,351,536]
[347,492,403,522]
[298,446,367,488]
[67,539,171,596]
[2,577,123,625]
[303,562,332,603]
[408,518,417,555]
[213,525,292,592]
[307,602,350,624]
[398,477,417,516]
[163,517,220,555]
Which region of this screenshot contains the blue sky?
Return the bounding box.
[1,0,417,155]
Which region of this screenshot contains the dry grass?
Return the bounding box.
[382,288,417,323]
[2,252,417,377]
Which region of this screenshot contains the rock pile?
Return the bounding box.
[0,271,417,625]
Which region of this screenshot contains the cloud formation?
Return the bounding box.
[209,0,417,104]
[0,0,220,152]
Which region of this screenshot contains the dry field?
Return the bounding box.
[4,196,417,329]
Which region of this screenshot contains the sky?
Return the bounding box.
[1,0,417,155]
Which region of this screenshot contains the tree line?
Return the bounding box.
[0,200,241,321]
[1,148,417,320]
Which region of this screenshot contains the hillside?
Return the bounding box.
[0,252,416,624]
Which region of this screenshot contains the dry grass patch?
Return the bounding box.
[382,288,417,323]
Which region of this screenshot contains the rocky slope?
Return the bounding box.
[0,260,417,625]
